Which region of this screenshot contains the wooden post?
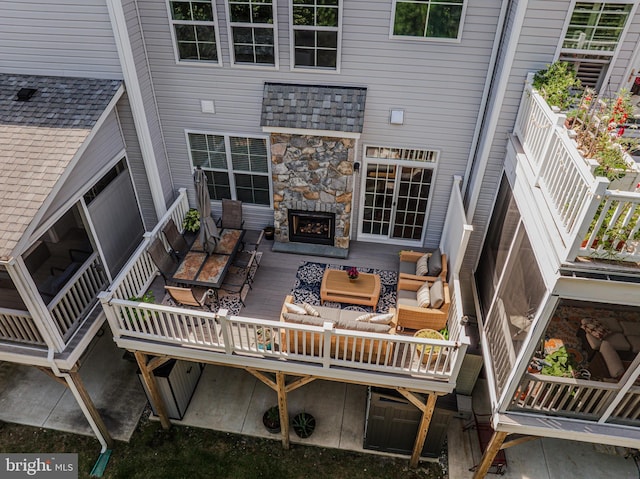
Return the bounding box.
[409,392,437,468]
[276,371,289,449]
[472,430,508,479]
[134,351,171,429]
[66,371,114,448]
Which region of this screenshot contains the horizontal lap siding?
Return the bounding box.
[137,0,501,244]
[609,11,640,90]
[0,0,121,79]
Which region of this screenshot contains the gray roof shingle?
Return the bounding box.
[0,74,122,261]
[261,83,367,133]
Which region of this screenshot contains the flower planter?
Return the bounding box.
[292,412,316,438]
[262,406,281,434]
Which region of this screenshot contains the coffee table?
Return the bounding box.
[320,269,381,307]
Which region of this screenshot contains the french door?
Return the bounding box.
[359,161,433,243]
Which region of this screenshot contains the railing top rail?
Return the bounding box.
[604,189,640,201]
[524,372,619,389]
[0,307,31,316]
[47,252,101,308]
[108,297,220,320]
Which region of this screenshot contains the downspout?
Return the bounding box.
[47,349,109,453]
[464,0,530,224]
[105,0,167,221]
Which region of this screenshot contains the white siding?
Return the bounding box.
[135,0,503,242]
[0,0,121,79]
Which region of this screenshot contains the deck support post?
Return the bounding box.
[472,430,508,479]
[134,351,171,429]
[276,371,289,449]
[399,390,437,468]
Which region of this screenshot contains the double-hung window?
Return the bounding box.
[291,0,341,70]
[227,0,277,66]
[188,133,271,206]
[169,0,221,63]
[391,0,465,41]
[559,2,632,89]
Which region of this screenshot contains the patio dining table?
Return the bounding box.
[171,229,245,288]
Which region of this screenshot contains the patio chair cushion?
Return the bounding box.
[600,339,625,379]
[399,260,417,276]
[415,254,429,276]
[416,281,431,308]
[430,278,445,309]
[427,247,443,276]
[283,312,391,333]
[626,335,640,354]
[605,332,632,352]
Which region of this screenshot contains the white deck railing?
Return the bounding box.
[0,308,46,346]
[612,385,640,422]
[514,80,640,263]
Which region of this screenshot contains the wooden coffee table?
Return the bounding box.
[320,269,381,307]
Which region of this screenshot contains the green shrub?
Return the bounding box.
[532,61,581,111]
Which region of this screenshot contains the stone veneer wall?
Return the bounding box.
[271,134,355,249]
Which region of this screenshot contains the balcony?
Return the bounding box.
[512,78,640,265]
[98,190,470,393]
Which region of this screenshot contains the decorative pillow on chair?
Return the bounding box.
[581,318,610,340]
[284,302,307,315]
[427,247,442,277]
[356,312,377,322]
[302,303,320,317]
[415,254,430,276]
[430,278,444,309]
[370,313,395,325]
[417,281,431,308]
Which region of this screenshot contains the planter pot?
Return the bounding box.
[262,407,281,434]
[292,412,316,438]
[263,226,275,240]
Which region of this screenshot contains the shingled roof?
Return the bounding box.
[261,83,367,133]
[0,74,122,262]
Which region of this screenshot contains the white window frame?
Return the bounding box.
[289,0,342,73]
[167,0,223,66]
[389,0,467,43]
[225,0,279,68]
[185,130,273,207]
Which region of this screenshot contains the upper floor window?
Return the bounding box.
[391,0,465,41]
[188,133,271,205]
[291,0,341,70]
[227,0,277,66]
[169,0,221,63]
[560,2,632,89]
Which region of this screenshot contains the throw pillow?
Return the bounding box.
[284,302,307,315]
[581,318,610,340]
[369,312,395,325]
[430,278,444,309]
[302,303,320,317]
[417,281,431,308]
[355,312,377,322]
[415,253,430,276]
[427,247,442,277]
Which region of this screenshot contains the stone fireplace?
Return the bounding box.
[288,209,336,245]
[271,133,355,251]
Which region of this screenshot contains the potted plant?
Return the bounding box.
[540,346,575,378]
[263,225,275,240]
[532,61,581,111]
[182,208,201,233]
[262,405,281,434]
[292,411,316,438]
[346,266,359,281]
[123,291,156,327]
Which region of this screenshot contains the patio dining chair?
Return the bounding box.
[162,218,190,259]
[165,285,217,311]
[147,237,179,282]
[218,199,244,230]
[220,251,256,306]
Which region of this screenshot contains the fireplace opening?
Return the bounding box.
[288,210,335,246]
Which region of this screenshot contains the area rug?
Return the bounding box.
[291,261,397,313]
[162,252,261,316]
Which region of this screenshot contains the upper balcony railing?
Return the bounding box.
[513,79,640,264]
[98,189,470,390]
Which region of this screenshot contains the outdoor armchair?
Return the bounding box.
[217,199,244,230]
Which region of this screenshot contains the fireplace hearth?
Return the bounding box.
[288,210,335,246]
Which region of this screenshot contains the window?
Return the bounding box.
[391,0,465,40]
[227,0,277,65]
[188,133,271,205]
[560,2,632,88]
[169,0,221,63]
[291,0,340,70]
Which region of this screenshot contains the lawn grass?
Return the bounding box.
[0,413,446,479]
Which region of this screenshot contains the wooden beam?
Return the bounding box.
[501,435,539,450]
[397,388,430,411]
[134,351,171,430]
[409,393,437,468]
[67,371,114,449]
[276,372,289,449]
[34,366,67,387]
[147,355,171,372]
[284,375,316,393]
[472,430,509,479]
[246,368,277,390]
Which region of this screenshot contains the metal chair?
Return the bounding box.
[165,285,216,310]
[220,251,256,305]
[218,199,244,230]
[147,237,179,282]
[162,218,190,259]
